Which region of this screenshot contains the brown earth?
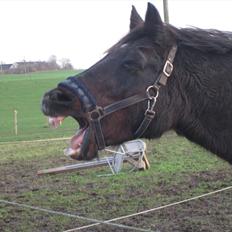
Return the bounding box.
[0,138,232,232]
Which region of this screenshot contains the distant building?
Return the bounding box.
[11,61,48,70]
[0,63,13,72]
[9,61,60,74]
[1,58,72,74]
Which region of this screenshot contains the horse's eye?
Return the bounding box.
[122,60,143,72]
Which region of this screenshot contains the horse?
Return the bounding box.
[42,2,232,164]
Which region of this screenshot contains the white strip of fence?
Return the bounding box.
[64,185,232,231]
[0,199,150,232]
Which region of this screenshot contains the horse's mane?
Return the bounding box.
[171,26,232,54]
[108,24,232,55]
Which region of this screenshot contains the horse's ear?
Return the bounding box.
[144,2,163,30]
[130,5,144,30]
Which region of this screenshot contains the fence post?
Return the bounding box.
[14,110,18,135]
[163,0,169,23]
[0,61,3,73]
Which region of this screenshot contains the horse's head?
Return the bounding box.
[42,3,177,160]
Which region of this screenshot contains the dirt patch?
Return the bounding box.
[1,139,232,232]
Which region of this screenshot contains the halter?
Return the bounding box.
[58,45,177,152]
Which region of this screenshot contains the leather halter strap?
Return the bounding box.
[88,94,148,149]
[134,45,178,137]
[58,45,177,152]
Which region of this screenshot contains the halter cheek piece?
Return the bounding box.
[58,45,177,152]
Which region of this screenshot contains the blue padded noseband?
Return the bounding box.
[58,77,96,112]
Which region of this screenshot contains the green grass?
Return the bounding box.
[1,70,232,231]
[1,134,232,232]
[0,70,83,142]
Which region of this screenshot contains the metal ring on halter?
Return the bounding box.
[146,85,160,100]
[89,107,104,121]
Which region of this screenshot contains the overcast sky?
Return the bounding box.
[1,0,232,68]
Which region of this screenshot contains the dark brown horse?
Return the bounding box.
[42,3,232,164]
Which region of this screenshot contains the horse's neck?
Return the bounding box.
[174,49,232,163]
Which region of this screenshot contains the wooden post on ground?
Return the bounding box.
[0,61,3,73]
[14,110,18,135]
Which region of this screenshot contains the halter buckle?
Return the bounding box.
[163,60,173,77]
[145,109,156,119]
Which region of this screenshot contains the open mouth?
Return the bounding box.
[48,116,89,159]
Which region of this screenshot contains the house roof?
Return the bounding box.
[0,64,13,70]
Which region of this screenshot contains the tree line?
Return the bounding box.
[0,55,74,74]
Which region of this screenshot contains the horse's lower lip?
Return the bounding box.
[47,116,92,159]
[64,147,81,157]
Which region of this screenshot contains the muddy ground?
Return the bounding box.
[0,136,232,232]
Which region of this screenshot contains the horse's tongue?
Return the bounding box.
[64,128,86,157]
[70,129,85,149]
[48,116,65,128]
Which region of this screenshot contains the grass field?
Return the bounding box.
[0,133,232,231]
[0,70,82,142]
[1,70,232,231]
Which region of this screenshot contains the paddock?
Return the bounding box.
[1,133,232,231]
[2,0,232,231]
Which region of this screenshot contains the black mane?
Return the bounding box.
[109,24,232,55]
[173,26,232,54]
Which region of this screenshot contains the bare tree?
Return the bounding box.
[48,55,59,70]
[60,58,73,70]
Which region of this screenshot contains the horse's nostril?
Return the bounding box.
[57,92,72,102]
[50,92,58,100]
